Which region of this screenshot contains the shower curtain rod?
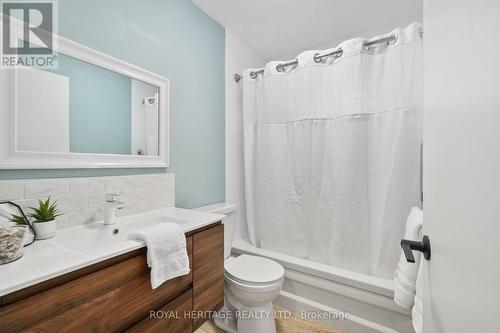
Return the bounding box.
[245,34,398,80]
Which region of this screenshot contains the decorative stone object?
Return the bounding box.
[0,226,26,264]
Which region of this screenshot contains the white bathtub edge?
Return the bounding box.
[231,238,394,297]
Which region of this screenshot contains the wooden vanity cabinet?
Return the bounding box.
[126,289,193,333]
[0,222,224,333]
[193,223,225,330]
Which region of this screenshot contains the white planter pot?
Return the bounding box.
[33,220,56,240]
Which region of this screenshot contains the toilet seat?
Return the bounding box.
[219,255,284,333]
[225,255,284,286]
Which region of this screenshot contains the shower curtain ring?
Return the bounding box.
[313,53,322,63]
[388,34,398,45]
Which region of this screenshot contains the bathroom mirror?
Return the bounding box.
[15,53,161,157]
[0,17,169,169]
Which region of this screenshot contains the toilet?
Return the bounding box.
[195,203,285,333]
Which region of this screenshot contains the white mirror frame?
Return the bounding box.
[0,16,169,169]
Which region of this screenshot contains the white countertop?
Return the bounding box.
[0,207,224,297]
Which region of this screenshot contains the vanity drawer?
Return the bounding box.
[126,289,192,333]
[0,236,193,333]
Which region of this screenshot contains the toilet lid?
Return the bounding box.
[225,255,284,285]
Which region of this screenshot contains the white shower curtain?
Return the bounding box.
[242,23,422,279]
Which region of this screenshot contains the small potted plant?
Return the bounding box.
[10,213,29,226]
[29,197,62,240]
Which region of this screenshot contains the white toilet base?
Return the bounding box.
[214,307,238,333]
[237,302,276,333]
[214,304,277,333]
[220,286,278,333]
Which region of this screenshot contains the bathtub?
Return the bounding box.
[231,239,413,333]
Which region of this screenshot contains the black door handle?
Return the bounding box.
[400,235,431,263]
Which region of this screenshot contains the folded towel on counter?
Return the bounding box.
[394,207,423,309]
[412,258,424,333]
[129,223,190,289]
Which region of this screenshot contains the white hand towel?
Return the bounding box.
[129,223,190,289]
[412,258,424,333]
[394,207,423,309]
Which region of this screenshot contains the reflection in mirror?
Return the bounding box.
[15,53,160,156]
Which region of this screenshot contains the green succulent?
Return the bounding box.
[29,197,63,223]
[10,213,29,225]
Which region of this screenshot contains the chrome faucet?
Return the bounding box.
[104,193,126,225]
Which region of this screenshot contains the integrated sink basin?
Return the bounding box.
[54,216,172,253]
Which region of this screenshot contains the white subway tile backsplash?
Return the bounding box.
[145,186,161,200]
[5,174,174,230]
[157,173,175,186]
[14,199,42,213]
[104,176,135,192]
[69,178,105,195]
[144,188,156,201]
[0,182,23,200]
[144,179,174,201]
[132,175,158,188]
[15,195,87,221]
[68,207,104,227]
[121,188,146,203]
[157,195,175,208]
[88,193,106,208]
[54,195,89,213]
[54,215,69,230]
[24,179,68,199]
[116,200,157,218]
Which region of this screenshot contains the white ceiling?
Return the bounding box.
[192,0,422,60]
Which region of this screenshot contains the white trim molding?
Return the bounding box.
[0,15,170,169]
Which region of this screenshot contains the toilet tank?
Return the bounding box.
[194,203,237,259]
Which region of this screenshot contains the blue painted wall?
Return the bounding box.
[0,0,226,208]
[48,54,132,155]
